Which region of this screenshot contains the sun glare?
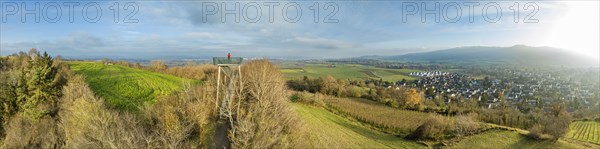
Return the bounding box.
[543,2,600,60]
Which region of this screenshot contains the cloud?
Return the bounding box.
[1,32,113,58]
[62,32,105,47]
[283,35,355,49]
[184,32,220,40]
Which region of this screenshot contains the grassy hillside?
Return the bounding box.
[449,129,585,149]
[280,64,417,81]
[291,104,425,148]
[68,62,198,110]
[567,121,600,145]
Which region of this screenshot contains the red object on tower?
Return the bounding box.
[227,53,231,60]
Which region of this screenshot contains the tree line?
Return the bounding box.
[1,49,69,137]
[101,58,218,81]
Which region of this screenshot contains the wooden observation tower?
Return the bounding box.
[213,57,243,120]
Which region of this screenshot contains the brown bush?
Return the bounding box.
[164,64,217,80]
[59,75,152,148]
[407,114,454,141]
[290,91,326,107]
[2,115,62,148]
[526,103,572,140]
[529,114,571,140]
[527,124,545,139]
[141,82,217,148]
[228,60,299,148]
[454,113,481,137]
[150,60,167,72]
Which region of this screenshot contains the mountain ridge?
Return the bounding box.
[353,45,598,66]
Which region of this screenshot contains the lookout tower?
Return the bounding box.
[213,57,243,119]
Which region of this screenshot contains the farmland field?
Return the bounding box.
[450,129,585,149]
[280,63,418,81]
[68,62,198,110]
[567,121,600,145]
[290,103,425,148]
[326,97,434,134]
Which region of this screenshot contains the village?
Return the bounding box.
[400,69,598,111]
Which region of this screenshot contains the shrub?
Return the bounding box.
[404,88,423,110]
[525,103,572,140]
[527,124,545,139]
[59,76,152,148]
[454,113,481,137]
[163,64,217,80]
[385,99,400,108]
[150,60,167,72]
[228,60,299,148]
[346,86,364,98]
[407,114,454,141]
[140,83,217,148]
[2,115,62,148]
[541,115,570,140]
[289,93,300,102]
[289,91,325,107]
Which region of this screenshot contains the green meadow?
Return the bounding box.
[68,62,198,110]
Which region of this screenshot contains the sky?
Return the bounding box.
[0,0,598,61]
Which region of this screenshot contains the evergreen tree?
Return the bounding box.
[14,50,64,119]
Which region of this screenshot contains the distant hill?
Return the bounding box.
[365,45,597,66]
